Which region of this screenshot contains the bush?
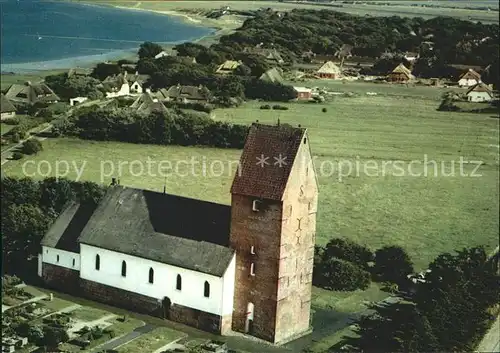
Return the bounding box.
[373,246,414,285]
[21,139,43,155]
[11,152,24,160]
[315,258,371,291]
[2,117,21,125]
[323,238,374,270]
[260,105,271,109]
[322,107,327,112]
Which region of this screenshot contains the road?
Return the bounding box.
[93,323,156,352]
[476,315,500,353]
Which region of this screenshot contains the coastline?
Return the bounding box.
[1,1,232,75]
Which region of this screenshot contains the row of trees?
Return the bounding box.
[218,10,499,67]
[55,106,249,149]
[1,177,106,276]
[346,246,499,352]
[313,238,414,291]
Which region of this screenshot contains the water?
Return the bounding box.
[0,0,213,72]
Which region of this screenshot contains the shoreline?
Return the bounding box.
[1,1,231,75]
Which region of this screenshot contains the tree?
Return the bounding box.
[323,238,373,270]
[349,303,439,352]
[138,41,163,59]
[315,257,370,291]
[21,139,43,155]
[41,326,69,348]
[373,245,414,285]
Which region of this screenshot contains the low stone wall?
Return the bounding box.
[79,278,162,317]
[42,263,231,335]
[169,303,230,335]
[41,262,80,293]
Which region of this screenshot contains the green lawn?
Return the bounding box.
[3,92,499,272]
[117,327,186,353]
[71,306,110,322]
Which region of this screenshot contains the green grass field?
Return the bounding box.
[3,85,498,271]
[117,327,186,353]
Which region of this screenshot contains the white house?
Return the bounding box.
[458,69,481,87]
[1,93,16,120]
[69,97,88,107]
[466,82,493,102]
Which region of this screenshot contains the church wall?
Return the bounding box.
[41,262,80,292]
[41,246,80,271]
[221,254,236,316]
[229,195,282,343]
[79,244,229,316]
[278,132,317,344]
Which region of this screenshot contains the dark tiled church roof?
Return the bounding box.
[41,201,97,253]
[231,123,306,201]
[77,186,233,277]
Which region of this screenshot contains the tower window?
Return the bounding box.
[252,200,261,212]
[250,263,255,276]
[121,261,127,277]
[176,274,182,290]
[250,246,255,255]
[95,254,100,270]
[204,281,210,298]
[56,255,59,263]
[149,267,154,284]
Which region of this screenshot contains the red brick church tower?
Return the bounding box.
[229,123,318,344]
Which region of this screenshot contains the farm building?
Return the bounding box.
[387,63,414,82]
[466,82,493,102]
[259,68,284,84]
[38,123,318,345]
[5,81,60,105]
[216,60,242,75]
[130,92,169,114]
[316,61,341,79]
[293,87,312,100]
[1,93,16,120]
[157,84,211,104]
[458,69,481,87]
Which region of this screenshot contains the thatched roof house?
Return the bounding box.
[1,93,17,119]
[130,93,169,114]
[316,61,341,79]
[216,60,241,75]
[387,63,414,82]
[5,82,60,104]
[259,68,284,84]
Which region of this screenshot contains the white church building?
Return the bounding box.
[38,123,319,345]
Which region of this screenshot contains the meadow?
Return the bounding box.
[3,83,499,271]
[89,0,499,24]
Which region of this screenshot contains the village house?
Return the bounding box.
[130,92,169,114]
[466,82,494,102]
[38,123,318,345]
[259,67,284,84]
[157,84,211,104]
[67,68,92,78]
[293,87,312,101]
[1,93,17,120]
[101,72,149,98]
[316,61,341,79]
[458,69,481,87]
[5,81,60,105]
[216,60,242,75]
[387,63,414,82]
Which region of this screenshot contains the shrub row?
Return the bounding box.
[57,106,249,149]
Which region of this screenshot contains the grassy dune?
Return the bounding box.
[3,83,498,271]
